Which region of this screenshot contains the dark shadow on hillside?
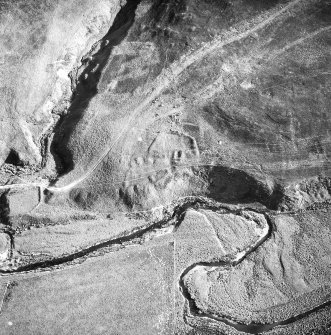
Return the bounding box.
[5,149,24,167]
[50,0,142,179]
[206,165,284,209]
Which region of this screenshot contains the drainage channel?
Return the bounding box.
[2,196,330,334]
[0,198,259,274]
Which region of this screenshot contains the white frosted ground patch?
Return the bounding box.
[198,210,268,256]
[6,187,40,217]
[240,79,255,90]
[175,209,269,275]
[0,233,11,262]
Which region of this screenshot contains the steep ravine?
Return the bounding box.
[51,0,142,176]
